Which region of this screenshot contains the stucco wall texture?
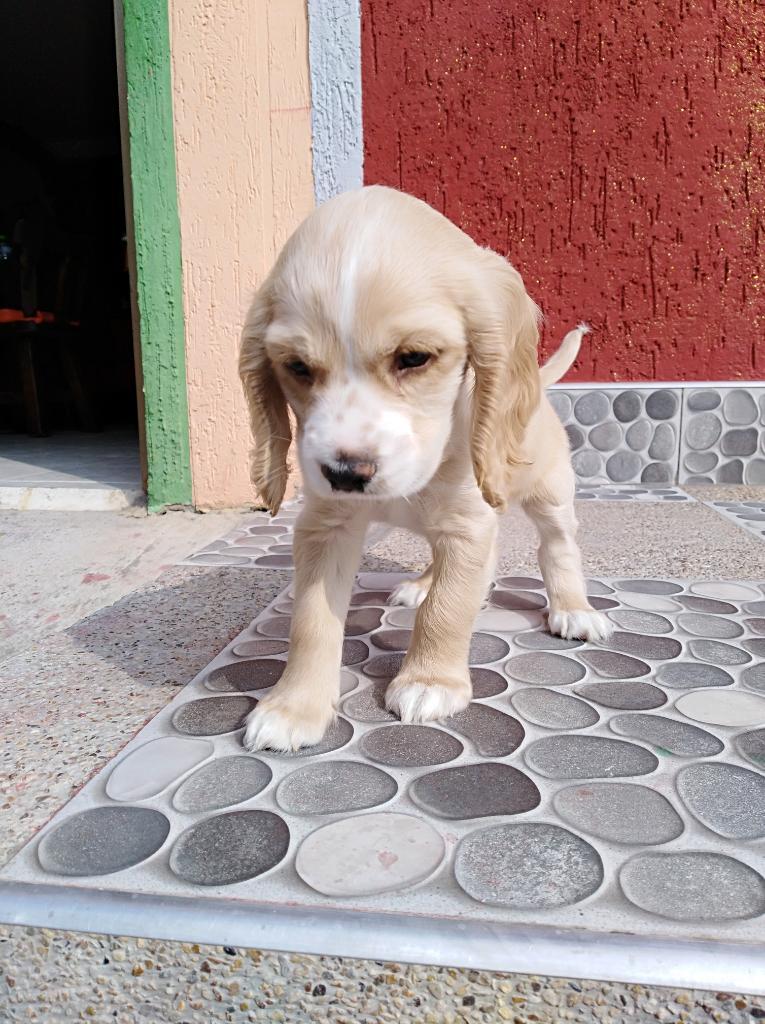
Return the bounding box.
[362,0,764,381]
[169,0,314,509]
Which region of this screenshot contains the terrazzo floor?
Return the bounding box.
[3,571,765,988]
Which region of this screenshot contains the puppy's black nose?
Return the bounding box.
[321,456,377,493]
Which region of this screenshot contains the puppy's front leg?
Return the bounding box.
[385,498,496,723]
[243,502,368,752]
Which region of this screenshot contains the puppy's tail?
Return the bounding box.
[539,322,590,387]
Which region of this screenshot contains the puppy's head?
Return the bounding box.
[240,186,540,513]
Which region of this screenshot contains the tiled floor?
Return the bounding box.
[3,572,764,980]
[705,500,765,542]
[575,485,692,502]
[180,502,301,569]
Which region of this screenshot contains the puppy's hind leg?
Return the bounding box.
[522,470,613,643]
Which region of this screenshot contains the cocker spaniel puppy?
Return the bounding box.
[239,185,612,752]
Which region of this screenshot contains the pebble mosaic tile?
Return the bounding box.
[575,485,692,502]
[679,387,765,485]
[3,572,765,957]
[704,500,765,543]
[549,388,683,484]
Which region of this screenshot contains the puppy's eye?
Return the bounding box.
[395,351,431,371]
[286,359,311,379]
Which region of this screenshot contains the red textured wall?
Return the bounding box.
[362,1,764,381]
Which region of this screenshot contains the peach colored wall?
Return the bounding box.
[168,0,314,509]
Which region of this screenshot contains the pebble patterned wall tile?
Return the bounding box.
[679,388,765,485]
[3,573,765,960]
[548,389,682,484]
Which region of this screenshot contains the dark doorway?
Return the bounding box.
[0,0,140,498]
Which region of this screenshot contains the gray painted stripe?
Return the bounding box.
[307,0,363,203]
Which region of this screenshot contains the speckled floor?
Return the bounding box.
[2,492,765,1020]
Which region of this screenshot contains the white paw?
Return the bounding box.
[388,579,429,609]
[548,608,614,642]
[385,676,471,723]
[243,699,333,753]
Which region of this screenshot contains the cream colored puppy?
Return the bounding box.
[239,185,612,752]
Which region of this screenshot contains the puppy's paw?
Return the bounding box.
[388,579,429,609]
[385,674,471,724]
[243,696,334,753]
[548,607,614,642]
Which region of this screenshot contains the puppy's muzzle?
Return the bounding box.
[321,455,377,493]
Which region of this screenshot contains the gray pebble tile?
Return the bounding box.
[247,524,288,536]
[687,389,721,411]
[574,391,610,425]
[565,424,585,450]
[645,390,678,420]
[554,783,684,845]
[626,420,651,450]
[587,580,616,595]
[620,852,765,921]
[342,639,369,665]
[684,450,718,473]
[610,713,724,756]
[608,610,673,634]
[589,596,620,610]
[590,422,622,451]
[514,630,583,650]
[254,555,294,568]
[504,652,586,686]
[272,717,354,758]
[105,737,213,802]
[173,696,257,736]
[723,389,759,425]
[189,552,253,566]
[37,807,170,877]
[678,595,738,615]
[469,632,511,664]
[742,663,765,694]
[256,615,291,639]
[455,823,603,909]
[277,761,397,815]
[678,763,765,839]
[363,653,404,678]
[743,638,765,657]
[360,725,463,767]
[721,428,758,457]
[470,667,508,698]
[445,703,525,756]
[613,391,642,422]
[736,729,765,769]
[511,687,599,730]
[687,639,751,666]
[170,810,290,885]
[606,451,642,482]
[745,458,765,484]
[686,413,722,451]
[575,681,667,710]
[231,639,288,658]
[577,650,650,678]
[656,662,733,689]
[342,681,396,723]
[677,612,744,639]
[648,422,676,460]
[572,450,602,477]
[370,628,411,652]
[295,813,445,897]
[747,601,765,614]
[411,763,540,820]
[172,756,273,812]
[548,391,572,419]
[616,579,684,595]
[490,589,547,611]
[719,459,744,483]
[676,689,765,727]
[205,659,285,692]
[605,631,682,661]
[350,590,391,607]
[497,576,545,589]
[525,736,658,779]
[747,618,765,635]
[641,462,673,483]
[345,608,384,635]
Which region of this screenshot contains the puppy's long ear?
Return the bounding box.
[239,276,291,514]
[467,251,541,511]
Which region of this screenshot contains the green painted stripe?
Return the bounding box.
[121,0,192,510]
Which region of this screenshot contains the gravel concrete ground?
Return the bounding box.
[1,493,765,1022]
